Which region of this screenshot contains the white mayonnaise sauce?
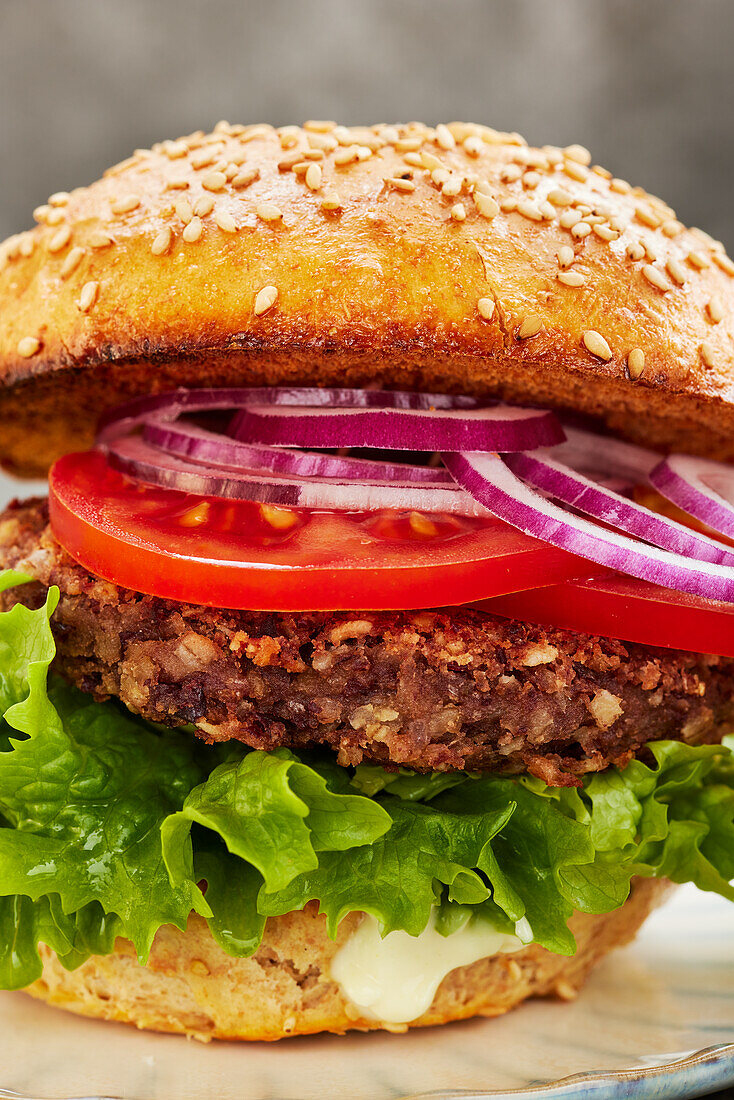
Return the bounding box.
[330,910,532,1024]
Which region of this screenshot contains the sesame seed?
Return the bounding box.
[477,297,495,321]
[464,136,483,157]
[48,191,70,207]
[688,250,710,270]
[662,219,683,238]
[33,205,51,223]
[403,152,423,167]
[215,210,236,233]
[642,264,669,291]
[151,226,173,255]
[166,177,190,191]
[18,235,34,258]
[628,348,645,379]
[441,178,462,197]
[431,168,451,187]
[420,150,443,171]
[500,197,517,213]
[500,164,523,183]
[394,137,423,153]
[232,168,259,189]
[89,231,113,249]
[593,224,619,241]
[305,163,322,190]
[547,187,573,206]
[610,178,632,194]
[625,241,645,261]
[308,132,339,153]
[175,199,193,225]
[516,199,543,222]
[518,314,542,339]
[110,195,140,215]
[193,195,215,217]
[163,140,188,159]
[321,191,342,211]
[304,120,336,133]
[450,202,467,221]
[643,241,660,262]
[559,209,582,229]
[707,296,724,324]
[47,224,72,253]
[583,330,612,360]
[182,216,203,243]
[386,177,416,193]
[17,336,40,358]
[564,143,591,166]
[592,165,612,179]
[635,206,661,229]
[256,202,283,223]
[713,252,734,276]
[201,171,226,192]
[522,171,541,190]
[474,178,493,195]
[190,149,216,169]
[475,192,499,219]
[563,161,588,183]
[583,215,605,226]
[701,341,715,368]
[558,271,586,287]
[254,284,278,316]
[665,258,686,285]
[278,151,303,171]
[334,146,360,166]
[60,246,85,278]
[539,201,556,220]
[78,280,99,312]
[45,208,66,226]
[571,221,592,239]
[435,123,455,150]
[557,245,575,268]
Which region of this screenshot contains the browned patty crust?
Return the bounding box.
[2,498,733,787]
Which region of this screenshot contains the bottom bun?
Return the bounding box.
[26,878,671,1041]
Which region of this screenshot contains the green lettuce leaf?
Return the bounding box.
[0,568,733,989]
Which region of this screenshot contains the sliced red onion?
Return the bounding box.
[105,435,485,516]
[143,419,453,484]
[552,425,660,483]
[443,452,734,603]
[505,450,734,565]
[231,405,564,454]
[650,455,734,540]
[97,386,489,443]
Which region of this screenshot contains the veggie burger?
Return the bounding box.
[0,120,733,1041]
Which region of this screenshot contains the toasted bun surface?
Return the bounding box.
[26,879,670,1041]
[1,122,734,476]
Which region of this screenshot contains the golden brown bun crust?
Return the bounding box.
[25,880,670,1041]
[2,121,734,476]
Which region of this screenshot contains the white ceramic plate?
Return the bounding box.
[0,885,731,1100]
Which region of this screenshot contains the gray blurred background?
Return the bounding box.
[1,0,733,500]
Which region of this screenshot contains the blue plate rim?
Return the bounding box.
[399,1042,734,1100]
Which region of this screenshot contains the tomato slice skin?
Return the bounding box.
[48,451,591,612]
[478,575,734,658]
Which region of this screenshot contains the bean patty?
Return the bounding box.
[2,498,733,786]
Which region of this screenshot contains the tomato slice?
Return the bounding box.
[48,451,591,611]
[478,574,734,657]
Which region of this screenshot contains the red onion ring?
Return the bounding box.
[97,386,490,444]
[443,451,734,603]
[505,450,734,565]
[230,405,564,453]
[143,419,453,484]
[552,426,660,482]
[650,454,734,540]
[105,435,486,516]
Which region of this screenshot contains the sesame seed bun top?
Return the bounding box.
[1,119,733,476]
